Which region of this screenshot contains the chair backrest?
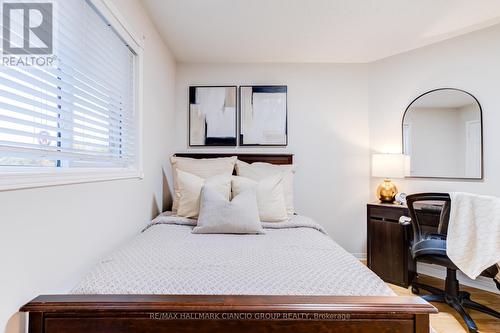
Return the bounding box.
[406,193,451,244]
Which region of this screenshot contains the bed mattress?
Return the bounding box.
[73,214,394,296]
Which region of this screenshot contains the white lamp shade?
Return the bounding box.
[372,154,410,178]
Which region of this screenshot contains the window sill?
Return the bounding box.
[0,168,144,191]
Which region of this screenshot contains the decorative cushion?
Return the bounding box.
[235,160,295,215]
[231,174,288,222]
[171,156,237,212]
[176,170,231,219]
[192,185,263,234]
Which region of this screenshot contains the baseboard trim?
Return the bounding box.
[417,262,499,294]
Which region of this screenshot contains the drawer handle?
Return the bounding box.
[399,216,412,225]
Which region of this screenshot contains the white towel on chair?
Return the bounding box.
[448,192,500,281]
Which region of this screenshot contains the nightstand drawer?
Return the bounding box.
[368,205,408,222]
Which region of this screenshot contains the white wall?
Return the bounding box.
[369,23,500,197]
[0,1,177,332]
[176,63,371,256]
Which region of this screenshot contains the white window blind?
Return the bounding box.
[0,0,136,169]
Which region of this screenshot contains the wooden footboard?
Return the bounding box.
[21,295,436,333]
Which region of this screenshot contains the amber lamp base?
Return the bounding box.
[377,179,398,203]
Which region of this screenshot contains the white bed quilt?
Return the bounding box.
[73,214,394,296]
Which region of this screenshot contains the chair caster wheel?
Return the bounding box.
[411,286,420,295]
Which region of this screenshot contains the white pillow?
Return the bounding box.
[193,185,263,234]
[231,175,287,222]
[171,156,237,212]
[235,160,295,215]
[176,170,231,218]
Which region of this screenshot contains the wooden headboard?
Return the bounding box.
[174,153,293,165]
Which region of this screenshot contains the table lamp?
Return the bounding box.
[372,154,410,203]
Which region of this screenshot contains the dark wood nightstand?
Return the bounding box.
[367,202,443,287]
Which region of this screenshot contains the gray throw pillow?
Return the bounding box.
[192,185,264,234]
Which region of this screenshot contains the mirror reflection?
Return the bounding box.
[402,88,482,179]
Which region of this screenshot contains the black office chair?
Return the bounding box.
[406,193,500,333]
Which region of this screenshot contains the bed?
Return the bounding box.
[20,153,436,333]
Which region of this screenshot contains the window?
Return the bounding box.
[0,0,142,190]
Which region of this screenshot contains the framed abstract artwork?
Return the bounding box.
[189,86,237,146]
[239,85,287,146]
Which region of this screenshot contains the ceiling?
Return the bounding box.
[141,0,500,63]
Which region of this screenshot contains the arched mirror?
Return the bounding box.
[402,88,483,179]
